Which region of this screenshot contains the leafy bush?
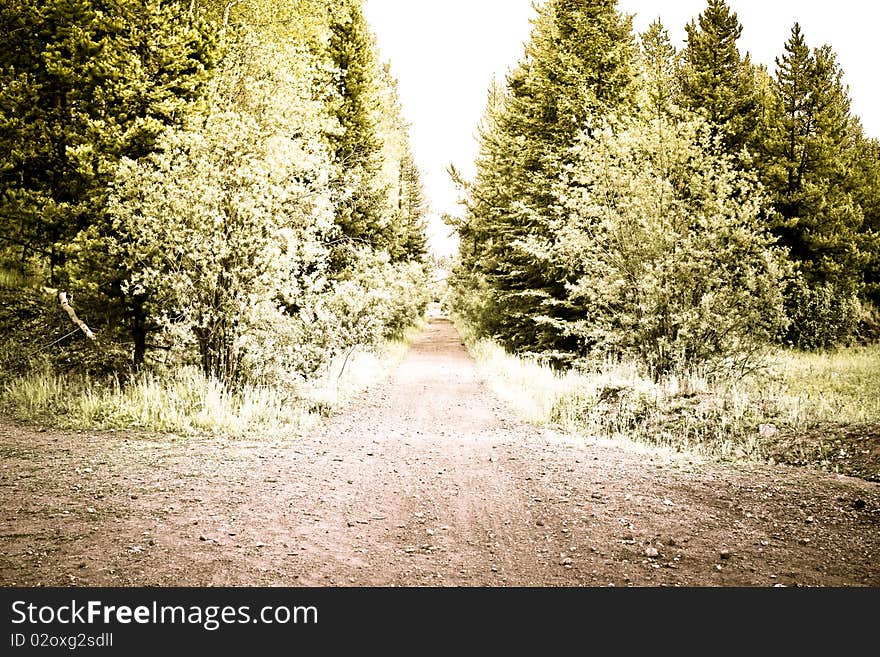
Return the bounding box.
[235,251,429,387]
[543,118,789,378]
[784,277,861,350]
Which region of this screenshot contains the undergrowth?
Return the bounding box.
[457,317,880,481]
[0,324,421,437]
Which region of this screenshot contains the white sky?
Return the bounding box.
[362,0,880,257]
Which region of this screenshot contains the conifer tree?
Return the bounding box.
[392,150,429,262]
[326,0,389,256]
[848,130,880,307]
[678,0,758,157]
[639,19,679,121]
[455,0,636,354]
[374,63,428,263]
[0,0,215,286]
[762,24,865,346]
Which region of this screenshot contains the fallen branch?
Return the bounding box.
[58,292,96,341]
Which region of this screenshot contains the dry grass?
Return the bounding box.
[0,326,421,437]
[460,318,880,480]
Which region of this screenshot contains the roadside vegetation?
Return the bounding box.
[448,0,879,482]
[1,328,419,437]
[0,1,430,436]
[0,274,426,436]
[460,318,880,481]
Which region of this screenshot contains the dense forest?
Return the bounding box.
[450,0,880,377]
[0,0,430,394]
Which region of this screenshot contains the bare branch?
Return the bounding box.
[223,0,242,30]
[58,292,96,341]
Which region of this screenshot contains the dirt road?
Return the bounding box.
[1,319,878,586]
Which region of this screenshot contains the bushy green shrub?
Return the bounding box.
[784,277,861,350]
[236,250,429,387]
[544,118,790,378]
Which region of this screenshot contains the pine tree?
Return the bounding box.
[762,25,865,347]
[454,0,636,355]
[848,128,880,307]
[62,1,216,367]
[0,0,117,280]
[373,63,428,263]
[326,0,389,256]
[678,0,758,157]
[639,19,679,121]
[0,1,215,276]
[392,150,429,262]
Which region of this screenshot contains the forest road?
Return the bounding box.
[1,318,879,586]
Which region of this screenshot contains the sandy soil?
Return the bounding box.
[1,319,878,587]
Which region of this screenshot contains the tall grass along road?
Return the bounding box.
[1,319,878,586]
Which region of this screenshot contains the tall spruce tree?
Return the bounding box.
[0,0,214,286]
[639,19,679,121]
[67,1,216,368]
[455,0,636,355]
[848,128,880,308]
[678,0,758,157]
[326,0,390,258]
[762,24,865,347]
[374,63,428,263]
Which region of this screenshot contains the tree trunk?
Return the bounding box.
[132,304,147,370]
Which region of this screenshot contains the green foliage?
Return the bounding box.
[849,132,880,306]
[678,0,758,156]
[325,249,430,346]
[548,118,788,376]
[0,0,216,280]
[453,0,880,377]
[107,108,336,382]
[325,0,390,254]
[1,0,429,401]
[783,278,860,350]
[454,0,637,353]
[758,24,869,346]
[638,19,680,121]
[374,65,429,263]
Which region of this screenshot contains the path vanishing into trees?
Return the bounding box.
[1,319,878,586]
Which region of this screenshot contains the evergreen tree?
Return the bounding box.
[326,0,389,255]
[0,1,214,283]
[762,24,865,347]
[639,19,679,121]
[454,0,636,355]
[848,129,880,307]
[374,63,428,263]
[678,0,758,157]
[392,150,429,262]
